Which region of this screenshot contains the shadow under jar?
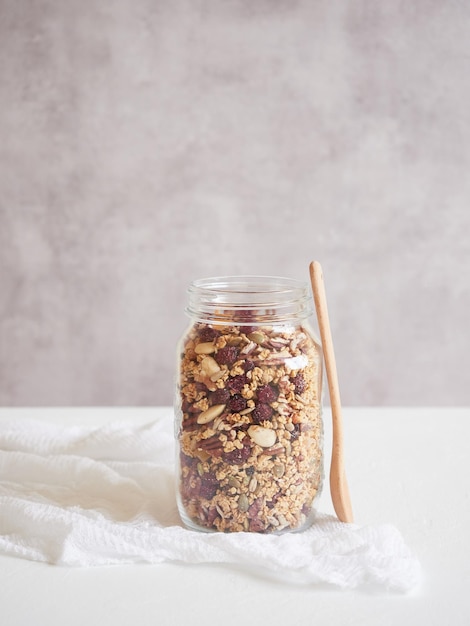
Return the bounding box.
[175,276,323,533]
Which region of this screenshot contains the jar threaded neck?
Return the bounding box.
[186,275,313,325]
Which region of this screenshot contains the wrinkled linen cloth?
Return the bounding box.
[0,415,421,591]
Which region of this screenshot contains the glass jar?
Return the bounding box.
[174,276,323,533]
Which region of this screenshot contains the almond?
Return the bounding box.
[247,425,276,448]
[197,404,226,424]
[194,342,216,355]
[200,356,220,377]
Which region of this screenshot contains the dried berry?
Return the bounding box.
[228,394,247,413]
[266,492,281,509]
[238,310,256,334]
[257,384,278,404]
[227,374,248,393]
[249,518,266,532]
[247,497,263,519]
[198,326,218,342]
[293,372,306,394]
[207,506,219,525]
[215,345,239,366]
[199,473,218,499]
[180,451,197,469]
[243,359,255,372]
[301,502,311,516]
[180,474,201,499]
[252,403,273,423]
[209,388,230,405]
[224,438,251,465]
[290,423,301,440]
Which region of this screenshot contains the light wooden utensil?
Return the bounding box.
[309,261,353,523]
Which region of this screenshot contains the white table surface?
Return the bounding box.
[1,407,469,626]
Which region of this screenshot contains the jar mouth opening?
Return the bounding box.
[186,275,313,324]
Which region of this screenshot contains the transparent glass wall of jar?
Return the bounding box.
[174,276,323,533]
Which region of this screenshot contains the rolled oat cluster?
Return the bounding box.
[176,321,323,533]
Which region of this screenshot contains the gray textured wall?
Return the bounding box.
[1,1,469,406]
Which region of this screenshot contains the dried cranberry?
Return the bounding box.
[247,497,263,519]
[257,384,278,404]
[215,345,239,366]
[301,502,311,516]
[209,388,230,405]
[249,518,266,532]
[238,310,256,334]
[206,507,219,526]
[252,403,273,423]
[198,326,218,342]
[187,403,202,413]
[243,360,255,372]
[180,452,196,469]
[199,473,219,500]
[266,492,281,509]
[290,423,301,440]
[228,394,247,413]
[224,439,251,465]
[293,373,306,394]
[247,498,267,531]
[227,374,248,393]
[181,475,201,499]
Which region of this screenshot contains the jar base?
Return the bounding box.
[177,504,320,535]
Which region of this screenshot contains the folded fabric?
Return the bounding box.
[0,415,421,591]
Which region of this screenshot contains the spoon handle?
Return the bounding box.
[309,261,353,523]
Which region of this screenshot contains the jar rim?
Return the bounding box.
[186,275,313,324]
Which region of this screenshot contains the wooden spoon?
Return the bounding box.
[309,261,354,523]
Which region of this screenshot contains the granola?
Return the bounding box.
[175,321,323,533]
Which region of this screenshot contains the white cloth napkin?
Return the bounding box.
[0,414,421,591]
